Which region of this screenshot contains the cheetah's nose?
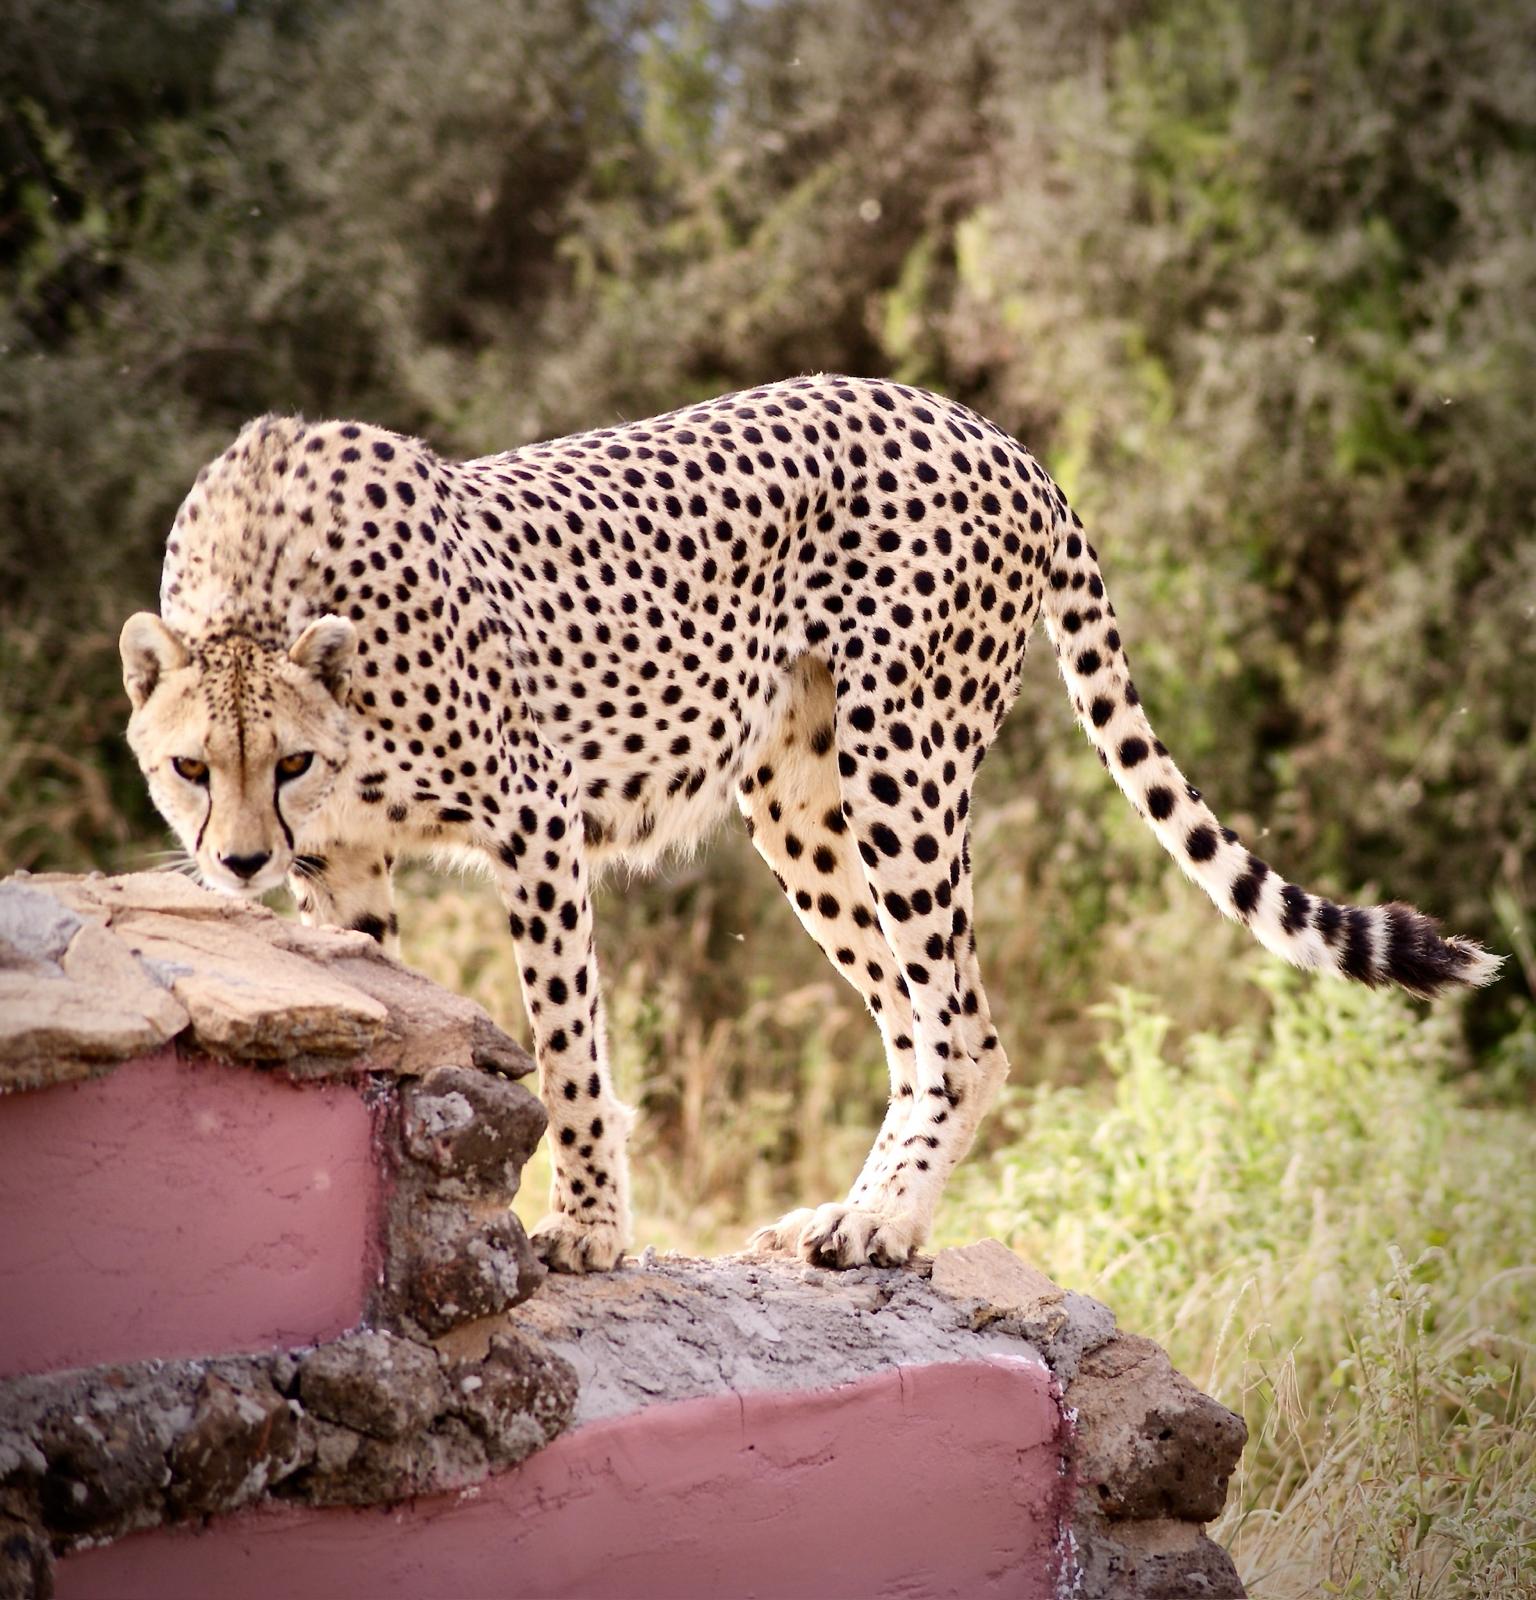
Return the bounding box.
[221,851,272,882]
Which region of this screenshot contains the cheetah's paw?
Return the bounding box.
[748,1203,919,1269]
[747,1207,817,1256]
[529,1211,629,1274]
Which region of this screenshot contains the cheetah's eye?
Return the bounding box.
[171,757,209,785]
[275,751,314,782]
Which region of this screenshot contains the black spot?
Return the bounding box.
[1118,737,1149,768]
[1279,883,1310,935]
[1230,855,1269,918]
[1186,825,1218,863]
[869,772,901,806]
[1146,786,1175,821]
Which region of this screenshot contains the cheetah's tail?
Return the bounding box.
[1040,515,1502,998]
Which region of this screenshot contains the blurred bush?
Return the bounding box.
[2,0,1531,1073]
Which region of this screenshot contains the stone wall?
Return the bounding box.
[0,874,1246,1599]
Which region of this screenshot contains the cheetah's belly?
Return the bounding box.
[538,657,798,870]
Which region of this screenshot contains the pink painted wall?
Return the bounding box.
[59,1356,1066,1600]
[0,1050,380,1379]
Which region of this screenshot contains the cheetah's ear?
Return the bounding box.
[288,614,357,703]
[120,613,189,710]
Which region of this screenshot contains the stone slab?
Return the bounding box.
[493,1247,1114,1426]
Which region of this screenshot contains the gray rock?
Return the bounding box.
[1066,1332,1248,1524]
[514,1250,1059,1426]
[0,884,81,970]
[401,1065,547,1198]
[298,1332,447,1441]
[385,1202,546,1339]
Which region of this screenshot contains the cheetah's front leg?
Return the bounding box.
[490,787,635,1273]
[289,843,399,955]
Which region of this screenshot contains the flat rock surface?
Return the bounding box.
[0,872,531,1087]
[504,1248,1118,1426]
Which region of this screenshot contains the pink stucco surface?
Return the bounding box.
[0,1050,380,1379]
[58,1356,1064,1600]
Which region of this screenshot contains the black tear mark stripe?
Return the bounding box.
[273,776,295,850]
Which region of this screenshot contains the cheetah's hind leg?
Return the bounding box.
[755,676,1015,1268]
[735,660,925,1268]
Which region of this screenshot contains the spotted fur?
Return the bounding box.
[122,375,1500,1272]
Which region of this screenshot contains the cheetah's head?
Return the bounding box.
[120,612,356,896]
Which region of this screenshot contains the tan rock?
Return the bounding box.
[36,870,277,924]
[931,1238,1068,1335]
[112,910,388,1062]
[263,920,530,1077]
[326,954,532,1079]
[0,920,189,1090]
[1,871,530,1082]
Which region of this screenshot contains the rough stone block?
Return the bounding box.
[295,1417,489,1508]
[452,1330,579,1464]
[401,1065,546,1196]
[0,1507,50,1600]
[1067,1332,1247,1524]
[26,1368,194,1542]
[166,1373,306,1518]
[297,1332,447,1441]
[1069,1515,1246,1598]
[388,1203,545,1338]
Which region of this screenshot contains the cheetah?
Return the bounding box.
[121,375,1500,1272]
